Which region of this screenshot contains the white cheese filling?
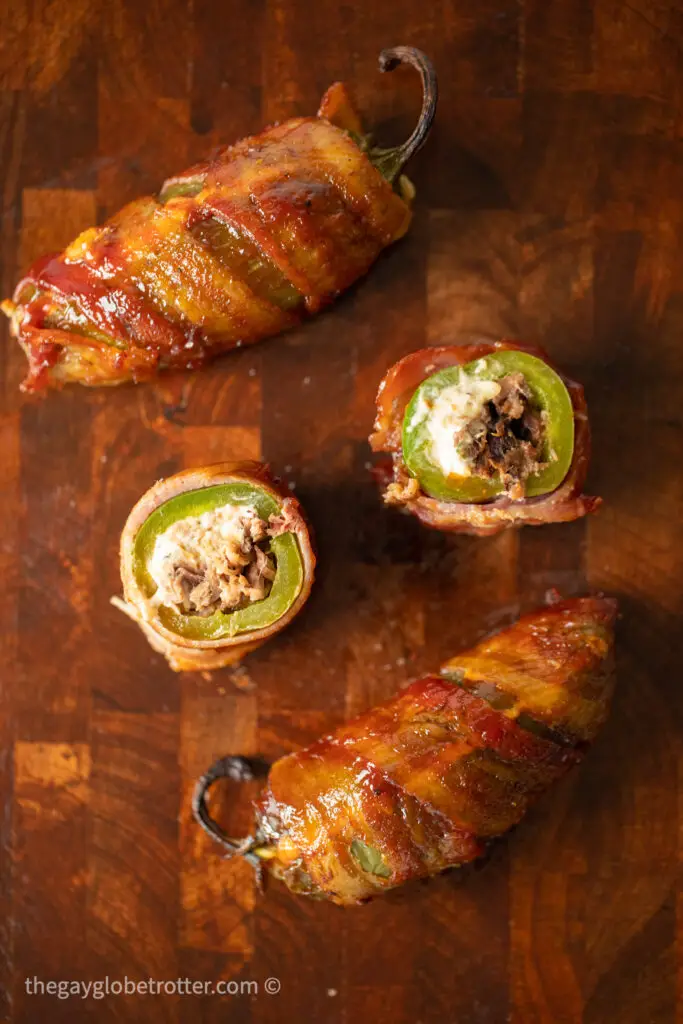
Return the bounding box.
[410,376,502,477]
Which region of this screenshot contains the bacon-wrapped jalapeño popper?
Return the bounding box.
[193,596,616,905]
[113,463,315,672]
[370,341,600,536]
[2,48,436,392]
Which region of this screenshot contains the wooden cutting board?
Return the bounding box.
[0,1,680,1021]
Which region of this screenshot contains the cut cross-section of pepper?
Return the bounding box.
[113,462,316,671]
[371,340,600,536]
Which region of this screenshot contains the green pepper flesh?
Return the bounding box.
[158,174,303,312]
[190,218,303,313]
[158,177,206,202]
[133,482,305,641]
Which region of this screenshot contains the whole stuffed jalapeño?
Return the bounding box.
[113,463,315,671]
[2,48,437,391]
[193,597,616,906]
[370,341,600,535]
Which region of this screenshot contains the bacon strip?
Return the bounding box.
[247,596,616,904]
[14,325,160,391]
[4,93,411,391]
[370,341,600,536]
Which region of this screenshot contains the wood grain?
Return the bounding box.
[1,1,683,1021]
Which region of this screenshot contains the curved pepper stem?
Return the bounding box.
[371,46,438,183]
[192,754,270,868]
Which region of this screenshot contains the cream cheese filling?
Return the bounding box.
[410,376,502,477]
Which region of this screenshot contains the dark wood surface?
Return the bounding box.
[1,1,681,1021]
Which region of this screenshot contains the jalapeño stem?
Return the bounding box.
[371,46,438,183]
[192,755,271,867]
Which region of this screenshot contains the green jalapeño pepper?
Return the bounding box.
[132,482,305,641]
[158,175,206,202]
[158,177,304,313]
[189,218,303,313]
[402,351,575,503]
[154,50,437,319]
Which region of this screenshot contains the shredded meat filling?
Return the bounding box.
[456,373,546,499]
[268,502,301,537]
[149,505,283,617]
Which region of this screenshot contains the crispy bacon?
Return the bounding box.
[194,596,616,905]
[2,92,411,392]
[370,341,600,536]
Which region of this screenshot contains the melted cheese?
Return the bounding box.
[411,377,501,477]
